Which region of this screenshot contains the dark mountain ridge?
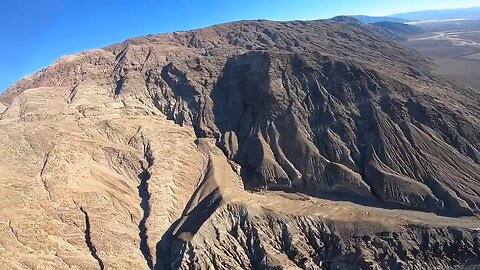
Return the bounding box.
[353,15,409,23]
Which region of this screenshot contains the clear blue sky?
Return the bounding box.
[1,0,479,92]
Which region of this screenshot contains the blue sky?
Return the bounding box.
[1,0,479,92]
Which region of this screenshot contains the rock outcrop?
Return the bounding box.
[1,18,479,269]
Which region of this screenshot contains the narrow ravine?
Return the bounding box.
[39,151,52,200]
[80,206,105,270]
[138,142,154,269]
[138,168,153,269]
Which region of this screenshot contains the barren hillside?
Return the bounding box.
[1,19,479,269]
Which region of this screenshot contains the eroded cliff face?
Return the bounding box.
[149,50,480,216]
[0,19,479,269]
[161,205,480,270]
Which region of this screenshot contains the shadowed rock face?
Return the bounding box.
[133,24,480,215]
[1,18,480,269]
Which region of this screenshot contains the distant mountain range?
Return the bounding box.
[353,6,480,23]
[353,15,408,23]
[330,16,424,41]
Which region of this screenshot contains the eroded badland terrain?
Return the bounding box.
[1,18,480,269]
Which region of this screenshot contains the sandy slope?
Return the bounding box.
[1,82,478,269]
[0,82,204,269]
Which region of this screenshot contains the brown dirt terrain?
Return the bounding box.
[405,19,480,91]
[1,19,480,269]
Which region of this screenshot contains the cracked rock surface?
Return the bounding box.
[1,18,480,269]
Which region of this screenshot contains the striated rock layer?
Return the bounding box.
[1,19,479,269]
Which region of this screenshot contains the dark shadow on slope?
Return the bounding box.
[173,187,223,239]
[153,219,186,270]
[154,188,223,269]
[151,49,479,218]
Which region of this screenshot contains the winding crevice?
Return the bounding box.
[127,127,142,145]
[138,142,154,269]
[79,206,105,270]
[54,252,70,268]
[8,220,24,246]
[67,84,79,104]
[40,151,52,200]
[138,168,153,269]
[140,47,153,71]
